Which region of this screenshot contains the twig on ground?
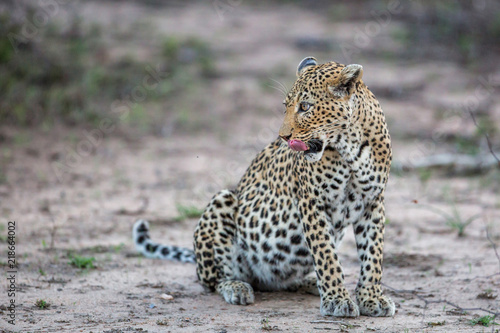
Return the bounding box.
[383,284,500,317]
[310,320,348,325]
[393,153,499,174]
[470,272,500,281]
[468,109,500,166]
[485,223,500,273]
[49,221,59,250]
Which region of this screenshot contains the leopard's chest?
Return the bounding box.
[304,154,383,232]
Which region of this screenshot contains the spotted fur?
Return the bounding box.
[133,220,195,263]
[133,57,395,317]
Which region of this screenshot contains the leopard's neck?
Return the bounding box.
[332,92,367,166]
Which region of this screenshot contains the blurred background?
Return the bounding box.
[2,0,499,228]
[0,0,499,331]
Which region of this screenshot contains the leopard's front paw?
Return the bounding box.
[357,294,395,317]
[216,280,255,305]
[321,296,360,317]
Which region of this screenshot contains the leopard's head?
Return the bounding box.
[279,57,363,162]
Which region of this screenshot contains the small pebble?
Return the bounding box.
[160,294,174,301]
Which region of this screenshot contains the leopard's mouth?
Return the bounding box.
[287,138,325,161]
[305,139,323,155]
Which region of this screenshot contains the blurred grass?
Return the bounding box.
[321,0,500,66]
[1,1,499,131]
[393,0,500,65]
[0,4,217,130]
[175,204,204,221]
[0,13,145,126]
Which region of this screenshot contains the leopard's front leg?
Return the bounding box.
[353,194,395,317]
[300,198,359,317]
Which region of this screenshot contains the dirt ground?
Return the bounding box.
[1,1,500,332]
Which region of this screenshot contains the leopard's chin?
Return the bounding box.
[304,151,323,162]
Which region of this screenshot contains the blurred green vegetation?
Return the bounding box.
[174,204,205,221]
[1,14,119,126]
[388,0,500,65]
[1,0,499,130]
[0,5,217,129]
[322,0,500,66]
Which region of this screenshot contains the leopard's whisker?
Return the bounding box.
[268,78,289,97]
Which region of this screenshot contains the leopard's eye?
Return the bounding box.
[298,102,311,112]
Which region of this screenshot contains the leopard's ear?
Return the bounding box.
[296,57,317,77]
[328,64,363,98]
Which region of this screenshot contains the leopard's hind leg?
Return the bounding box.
[194,189,254,305]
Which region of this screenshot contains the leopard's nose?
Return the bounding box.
[279,134,291,142]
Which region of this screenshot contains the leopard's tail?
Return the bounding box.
[133,219,196,263]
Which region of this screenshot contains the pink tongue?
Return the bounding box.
[288,139,308,151]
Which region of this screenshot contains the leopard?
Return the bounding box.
[133,57,395,317]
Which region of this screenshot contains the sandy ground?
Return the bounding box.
[1,1,500,332]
